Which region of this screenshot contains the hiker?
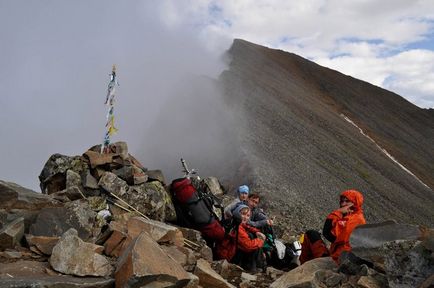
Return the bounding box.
[299,189,366,264]
[224,185,250,220]
[246,193,274,228]
[215,204,266,272]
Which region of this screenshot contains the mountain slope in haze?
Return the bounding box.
[219,39,434,233]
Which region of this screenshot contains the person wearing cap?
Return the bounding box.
[215,204,266,272]
[223,185,250,220]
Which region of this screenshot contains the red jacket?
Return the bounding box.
[328,190,366,262]
[215,223,264,261]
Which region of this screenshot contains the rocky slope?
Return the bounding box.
[1,142,433,287]
[219,39,434,233]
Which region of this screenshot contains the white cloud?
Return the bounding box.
[158,0,434,108]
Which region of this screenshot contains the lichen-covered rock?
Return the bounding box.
[126,181,176,222]
[29,200,99,242]
[39,154,88,194]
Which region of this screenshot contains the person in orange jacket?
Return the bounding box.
[215,204,266,272]
[323,189,366,263]
[300,189,366,264]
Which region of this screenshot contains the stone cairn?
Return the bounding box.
[0,141,433,287]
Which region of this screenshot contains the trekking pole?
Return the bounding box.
[108,191,150,220]
[181,158,197,179]
[107,198,134,213]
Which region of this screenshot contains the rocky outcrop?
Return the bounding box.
[2,139,434,287]
[38,142,176,223]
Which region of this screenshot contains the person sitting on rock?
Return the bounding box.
[245,193,274,229]
[224,185,250,220]
[215,204,266,273]
[300,189,366,264]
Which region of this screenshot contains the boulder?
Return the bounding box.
[49,228,112,277]
[104,229,128,257]
[270,257,336,288]
[194,259,236,288]
[382,239,434,288]
[145,169,166,184]
[0,180,58,211]
[202,177,225,197]
[66,170,83,189]
[103,176,175,222]
[0,217,24,250]
[29,199,98,242]
[179,227,213,262]
[25,234,59,255]
[39,154,88,194]
[83,170,99,189]
[127,216,183,247]
[161,245,197,271]
[83,150,113,169]
[212,260,244,281]
[98,172,129,197]
[50,186,85,201]
[115,231,190,288]
[0,260,114,287]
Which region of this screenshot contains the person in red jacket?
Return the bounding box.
[300,189,366,264]
[323,189,366,263]
[215,204,266,272]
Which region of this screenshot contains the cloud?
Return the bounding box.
[0,0,227,190]
[160,0,434,108]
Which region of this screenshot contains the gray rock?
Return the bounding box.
[0,217,24,250]
[0,260,114,288]
[194,259,236,288]
[202,177,225,197]
[66,170,83,189]
[382,240,434,288]
[145,169,166,184]
[115,231,190,288]
[125,181,176,222]
[30,200,98,241]
[39,154,88,194]
[50,186,85,201]
[0,180,58,211]
[49,228,112,277]
[270,257,336,288]
[83,170,99,189]
[98,172,129,197]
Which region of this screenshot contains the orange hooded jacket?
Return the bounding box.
[327,190,366,263]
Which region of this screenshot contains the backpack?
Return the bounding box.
[169,177,221,229]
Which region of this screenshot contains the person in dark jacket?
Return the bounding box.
[300,189,366,264]
[215,204,266,272]
[246,193,274,228]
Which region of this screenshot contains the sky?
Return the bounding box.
[1,0,434,191]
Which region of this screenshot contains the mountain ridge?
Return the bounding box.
[219,39,434,233]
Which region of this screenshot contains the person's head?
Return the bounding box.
[233,204,251,224]
[340,189,364,212]
[247,193,260,209]
[237,185,249,201]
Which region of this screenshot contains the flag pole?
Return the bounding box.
[101,65,118,154]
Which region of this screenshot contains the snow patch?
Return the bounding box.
[341,114,430,189]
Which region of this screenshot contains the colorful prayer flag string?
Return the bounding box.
[101,65,119,153]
